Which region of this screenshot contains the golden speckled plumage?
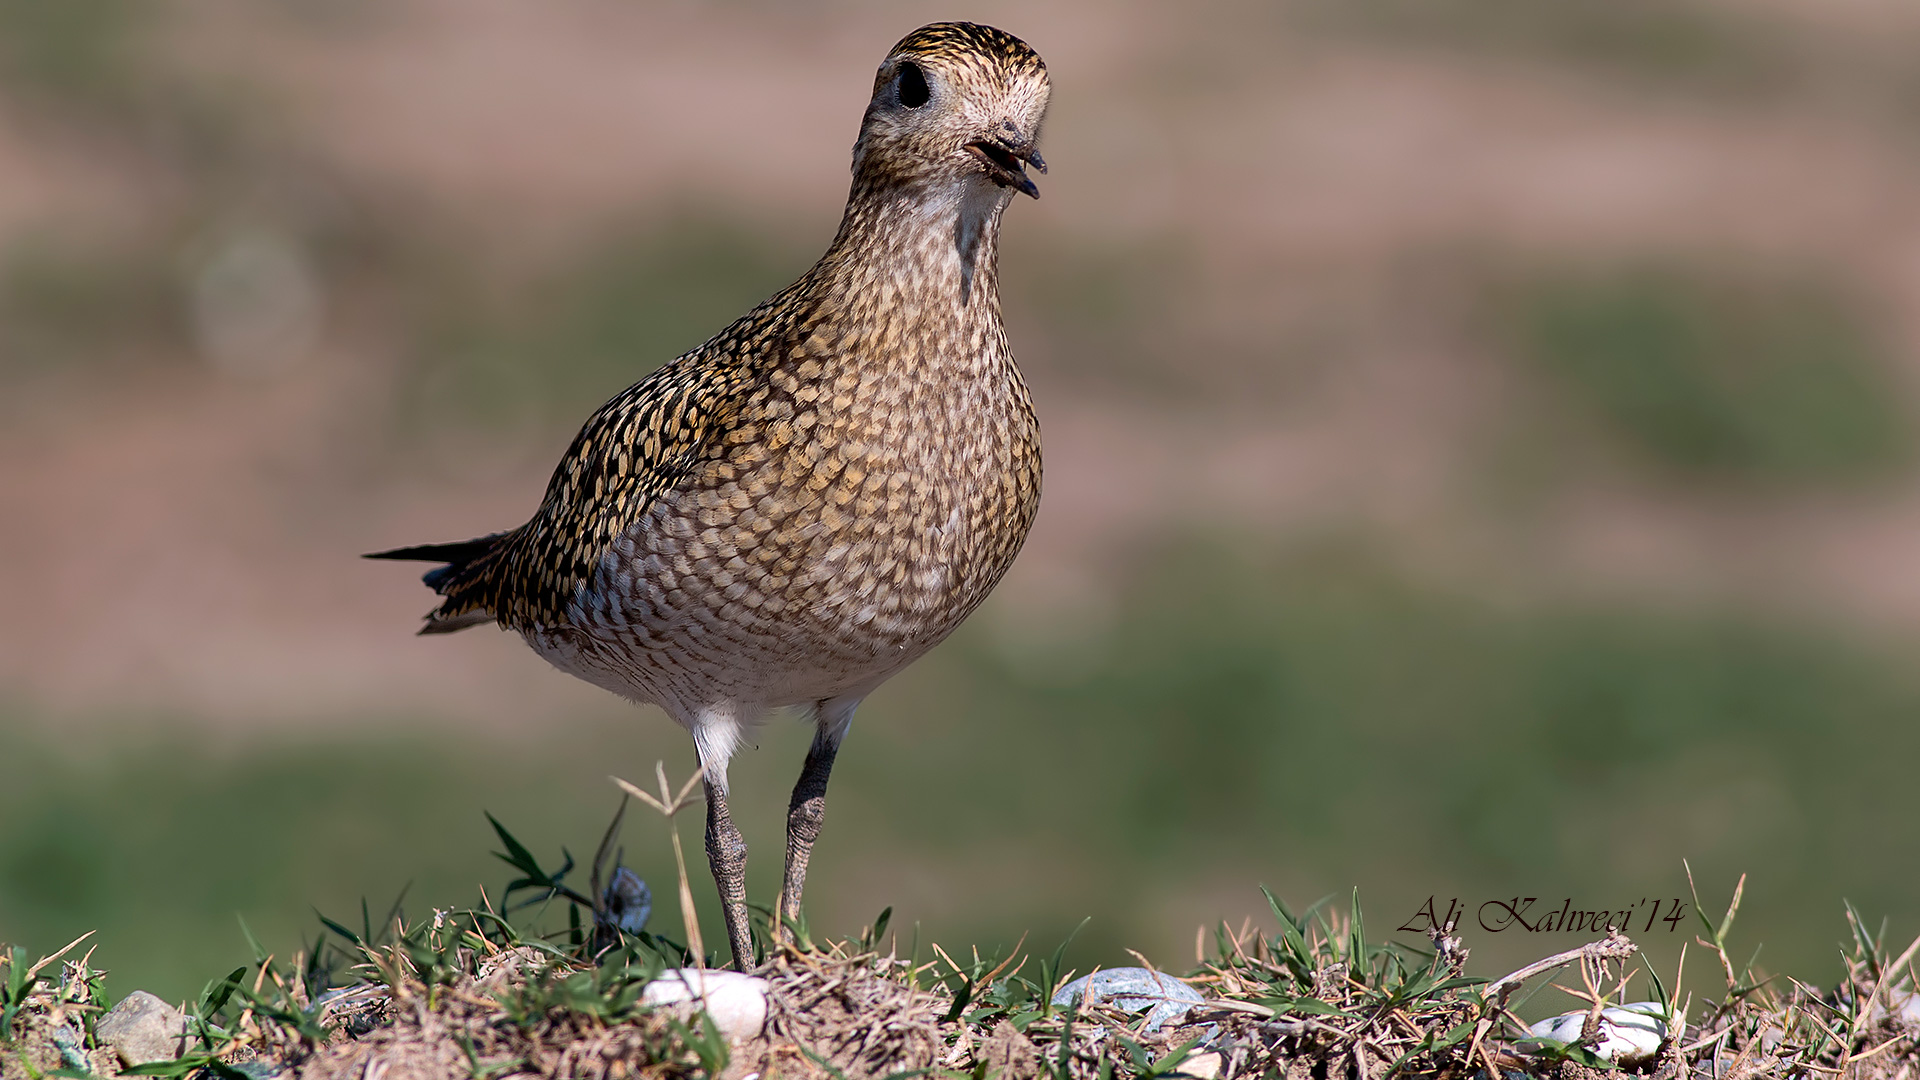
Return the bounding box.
[369,21,1050,971]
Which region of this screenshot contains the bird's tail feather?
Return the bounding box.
[365,531,511,633]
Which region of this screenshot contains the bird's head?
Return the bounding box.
[852,22,1050,201]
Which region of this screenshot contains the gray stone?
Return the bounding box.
[51,1018,91,1071]
[1051,968,1206,1033]
[97,990,192,1067]
[315,983,388,1037]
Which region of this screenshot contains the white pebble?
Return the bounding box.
[1525,1002,1669,1065]
[642,968,769,1041]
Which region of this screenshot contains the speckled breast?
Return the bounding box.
[560,338,1040,709]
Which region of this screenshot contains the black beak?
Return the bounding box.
[967,137,1046,199]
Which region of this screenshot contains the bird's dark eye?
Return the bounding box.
[896,61,930,108]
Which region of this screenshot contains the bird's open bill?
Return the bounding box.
[968,138,1046,198]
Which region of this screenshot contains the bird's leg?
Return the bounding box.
[776,698,858,946]
[774,735,838,943]
[702,775,754,971]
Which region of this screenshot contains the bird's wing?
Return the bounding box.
[401,351,753,634]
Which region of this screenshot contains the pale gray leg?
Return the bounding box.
[776,697,858,946]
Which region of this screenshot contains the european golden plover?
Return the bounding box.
[371,21,1049,970]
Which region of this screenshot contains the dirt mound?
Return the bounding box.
[291,947,944,1080]
[7,900,1920,1080]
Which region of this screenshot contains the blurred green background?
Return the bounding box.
[5,0,1920,1012]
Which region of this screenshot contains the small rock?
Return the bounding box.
[97,990,192,1067]
[1176,1051,1224,1079]
[1523,1002,1669,1065]
[642,968,769,1041]
[315,983,389,1037]
[50,1018,93,1072]
[1877,988,1920,1029]
[1051,968,1206,1033]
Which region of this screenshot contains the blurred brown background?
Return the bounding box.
[6,0,1920,1008]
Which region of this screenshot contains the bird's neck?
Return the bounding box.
[814,177,1012,329]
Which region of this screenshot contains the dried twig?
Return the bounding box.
[612,763,708,968]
